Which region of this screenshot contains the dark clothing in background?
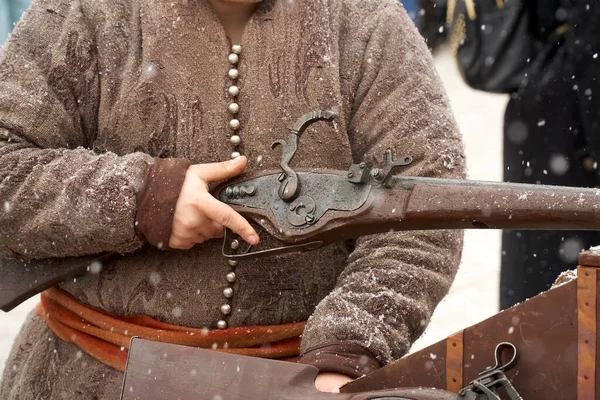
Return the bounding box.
[501,0,600,309]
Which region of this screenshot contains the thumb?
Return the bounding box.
[195,156,248,183]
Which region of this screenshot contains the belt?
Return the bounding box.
[36,287,305,371]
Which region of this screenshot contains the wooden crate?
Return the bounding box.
[342,250,600,400]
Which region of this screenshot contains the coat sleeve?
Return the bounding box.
[299,1,466,377]
[0,0,153,259]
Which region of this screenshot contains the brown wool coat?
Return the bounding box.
[0,0,465,398]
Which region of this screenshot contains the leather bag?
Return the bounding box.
[446,0,535,93]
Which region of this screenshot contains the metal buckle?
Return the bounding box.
[457,342,523,400]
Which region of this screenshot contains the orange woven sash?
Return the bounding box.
[36,287,306,371]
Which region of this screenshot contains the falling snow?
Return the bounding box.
[0,47,506,373]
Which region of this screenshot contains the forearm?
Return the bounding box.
[299,0,465,373]
[300,229,463,367]
[0,136,153,258]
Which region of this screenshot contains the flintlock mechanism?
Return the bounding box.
[271,109,339,201]
[218,109,415,259]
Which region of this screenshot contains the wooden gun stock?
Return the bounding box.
[0,253,117,312]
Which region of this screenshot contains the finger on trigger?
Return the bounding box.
[205,196,259,245]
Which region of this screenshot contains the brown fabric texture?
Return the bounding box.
[298,341,382,379]
[36,287,304,371]
[0,0,465,398]
[135,158,190,248]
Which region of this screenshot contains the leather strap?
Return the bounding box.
[37,287,305,371]
[577,266,597,400]
[446,330,464,393]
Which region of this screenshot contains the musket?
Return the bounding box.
[216,109,600,258]
[3,109,600,311]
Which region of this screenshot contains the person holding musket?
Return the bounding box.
[0,0,465,397]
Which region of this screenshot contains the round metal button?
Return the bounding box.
[228,53,239,65]
[230,119,240,130]
[228,259,238,267]
[217,320,228,329]
[230,135,241,145]
[229,103,240,114]
[231,151,241,159]
[228,69,239,80]
[226,272,236,283]
[221,304,232,315]
[232,45,242,55]
[228,86,240,97]
[223,287,234,298]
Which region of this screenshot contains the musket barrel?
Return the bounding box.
[386,177,600,231]
[309,177,600,244]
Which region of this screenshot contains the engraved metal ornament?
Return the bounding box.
[219,172,371,229]
[287,196,317,227]
[218,109,414,260]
